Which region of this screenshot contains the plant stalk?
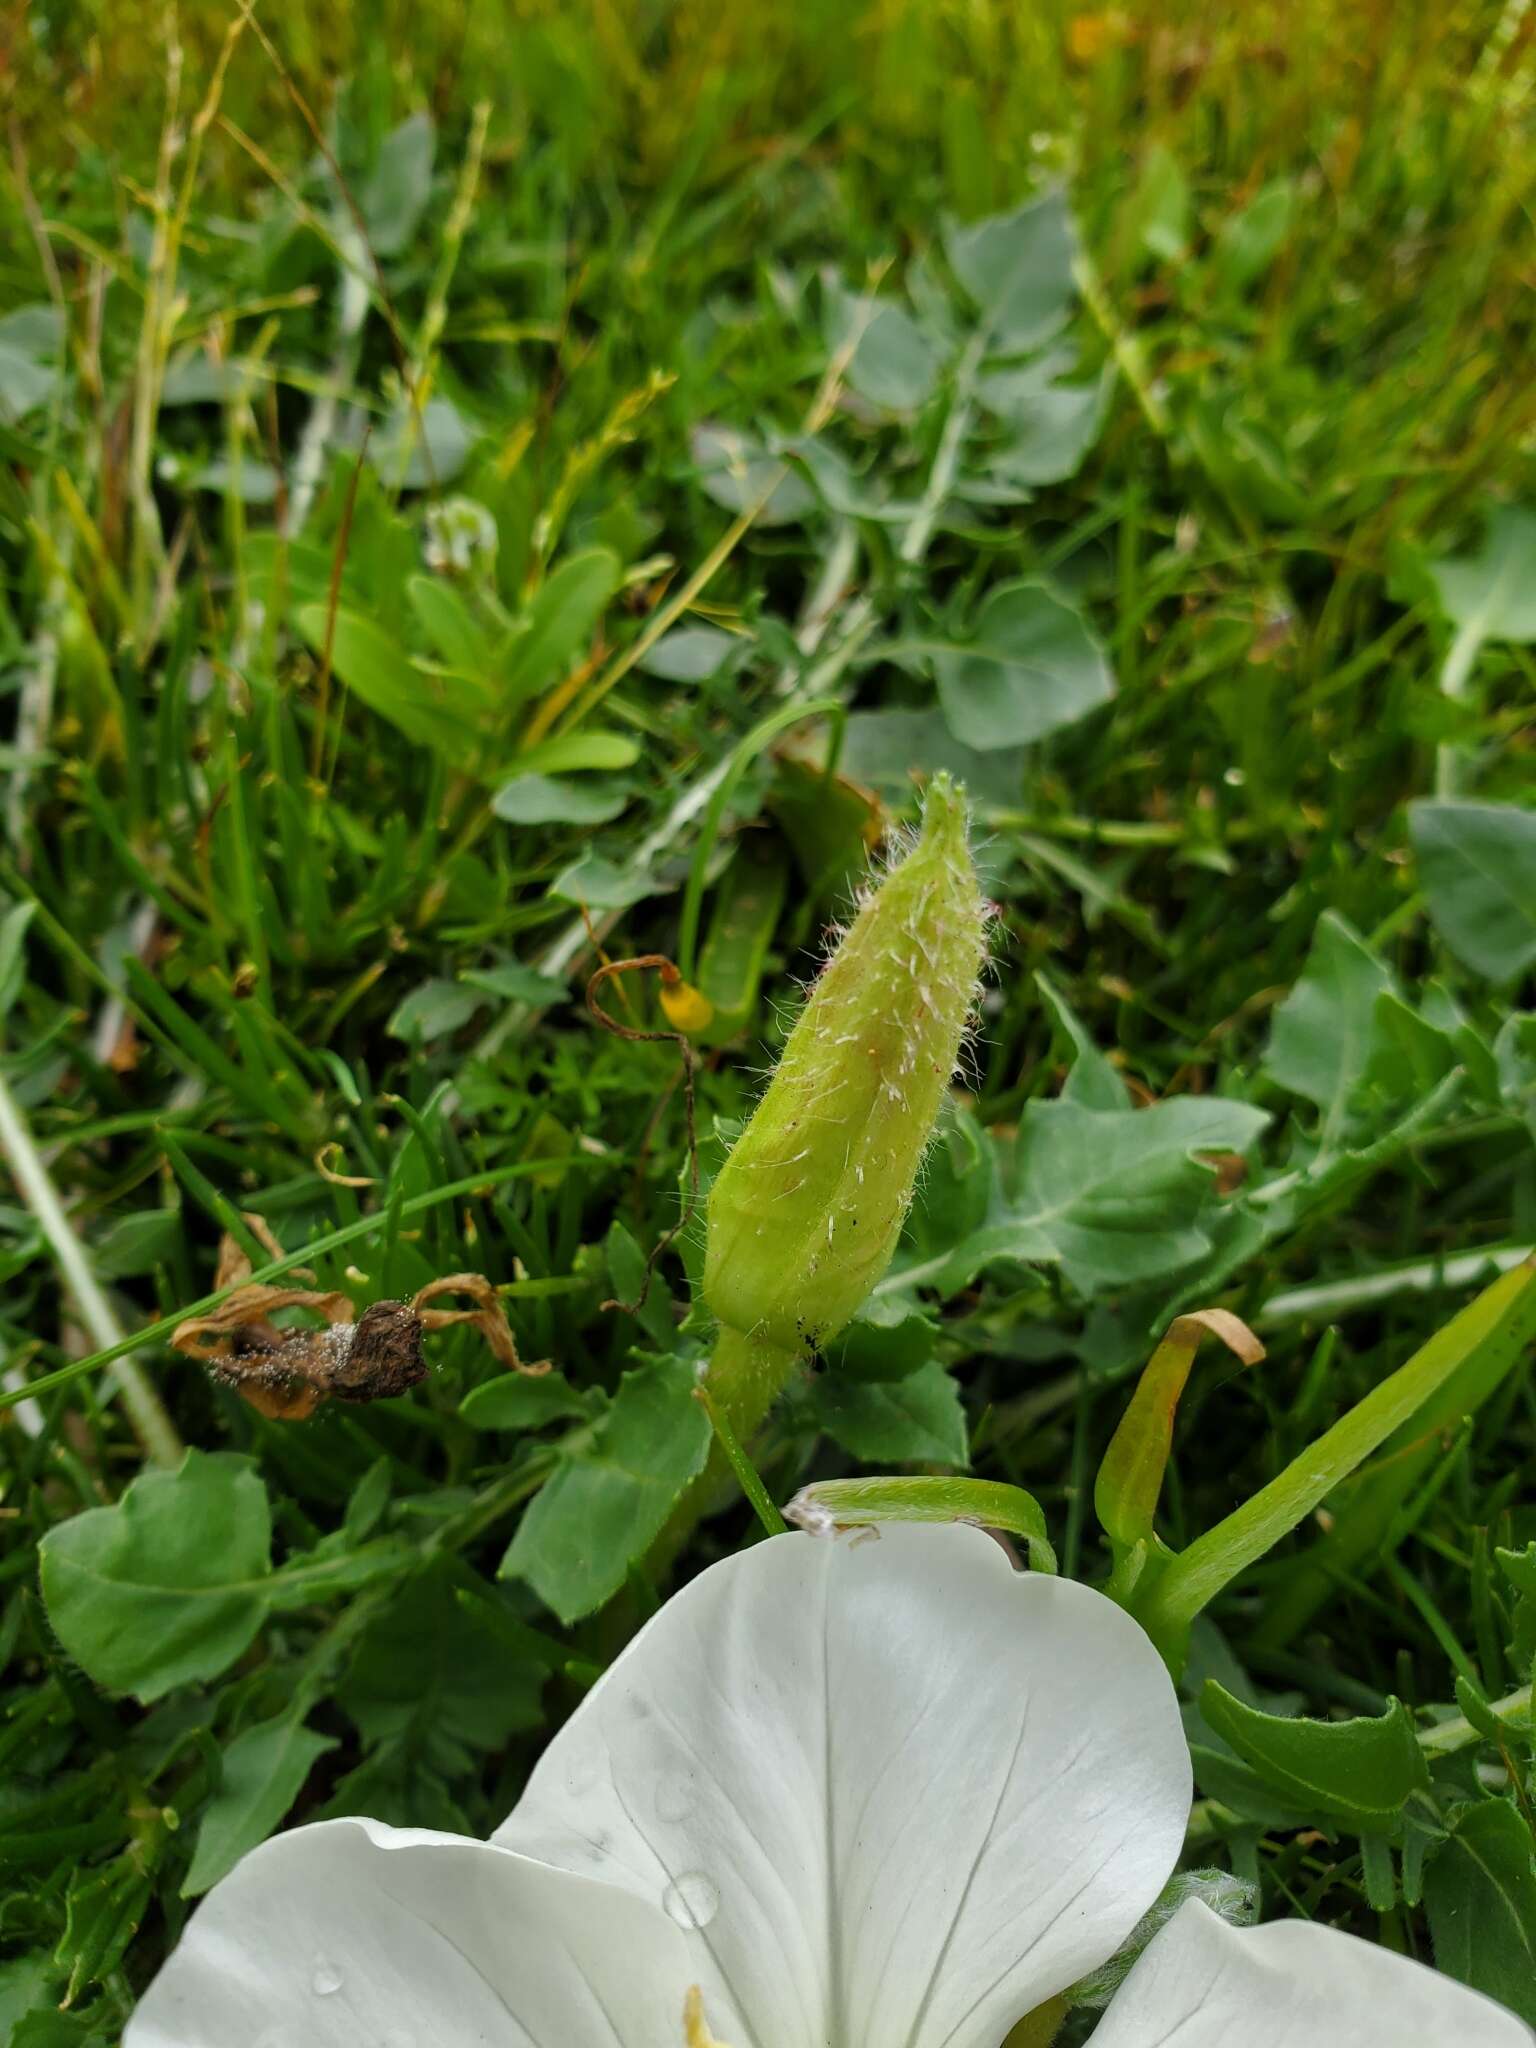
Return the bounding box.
[652,1326,802,1566]
[0,1069,182,1466]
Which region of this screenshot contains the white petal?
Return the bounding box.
[496,1523,1189,2048]
[1093,1897,1535,2047]
[126,1815,693,2048]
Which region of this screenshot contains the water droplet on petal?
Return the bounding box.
[311,1957,344,1996]
[663,1871,720,1930]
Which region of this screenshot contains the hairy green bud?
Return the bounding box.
[704,774,987,1351]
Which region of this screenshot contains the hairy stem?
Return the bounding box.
[652,1325,802,1568]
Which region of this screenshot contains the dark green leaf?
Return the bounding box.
[340,1560,545,1763]
[0,1955,59,2034]
[606,1220,675,1347]
[502,1353,711,1623]
[813,1360,968,1465]
[182,1710,338,1896]
[459,1370,591,1431]
[823,1294,937,1383]
[1200,1683,1428,1830]
[90,1208,180,1279]
[1425,1799,1536,2024]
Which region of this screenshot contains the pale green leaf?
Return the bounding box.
[296,604,481,765]
[385,978,485,1042]
[690,423,817,525]
[928,580,1114,750]
[1410,800,1536,982]
[492,773,629,825]
[944,189,1079,346]
[827,282,942,412]
[548,850,661,909]
[1264,911,1394,1143]
[362,112,436,256]
[1425,505,1536,644]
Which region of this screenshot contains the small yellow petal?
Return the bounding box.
[683,1985,733,2048]
[660,979,715,1034]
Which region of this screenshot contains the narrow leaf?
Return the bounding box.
[1096,1310,1264,1555]
[785,1474,1056,1574]
[1147,1260,1536,1655]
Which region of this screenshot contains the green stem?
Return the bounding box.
[1258,1244,1534,1327]
[703,1324,803,1461]
[695,1383,788,1538]
[652,1325,802,1567]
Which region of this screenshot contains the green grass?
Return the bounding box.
[2,0,1535,2036]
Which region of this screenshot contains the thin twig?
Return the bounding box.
[585,955,699,1315]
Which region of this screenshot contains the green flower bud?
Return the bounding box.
[704,774,987,1351]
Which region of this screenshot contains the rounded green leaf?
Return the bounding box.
[931,580,1114,750]
[40,1451,272,1702]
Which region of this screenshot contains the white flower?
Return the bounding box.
[127,1525,1530,2048]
